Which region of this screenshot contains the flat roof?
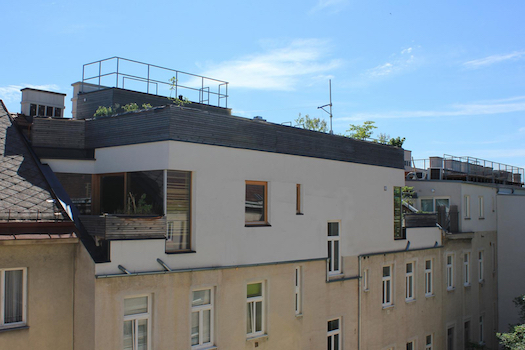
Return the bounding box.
[21,88,66,96]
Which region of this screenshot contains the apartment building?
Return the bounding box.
[0,101,79,350]
[0,57,513,350]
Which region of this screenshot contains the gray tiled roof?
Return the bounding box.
[0,101,67,221]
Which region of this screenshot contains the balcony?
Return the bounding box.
[80,214,166,240]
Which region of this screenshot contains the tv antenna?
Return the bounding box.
[317,79,333,134]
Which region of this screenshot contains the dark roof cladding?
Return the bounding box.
[0,100,68,222]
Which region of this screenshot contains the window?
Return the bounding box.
[328,222,341,274]
[46,106,53,117]
[54,107,62,117]
[1,268,26,327]
[38,105,45,116]
[425,334,433,350]
[296,184,302,214]
[394,186,404,239]
[166,170,192,252]
[123,296,150,350]
[464,321,470,348]
[405,262,415,301]
[446,254,454,290]
[295,267,302,315]
[191,289,214,348]
[421,198,450,213]
[327,318,341,350]
[478,251,484,282]
[447,326,454,350]
[245,181,268,225]
[29,104,37,116]
[363,269,369,291]
[382,265,393,307]
[425,259,433,296]
[406,340,415,350]
[464,253,470,286]
[247,282,265,337]
[478,196,484,218]
[464,195,470,218]
[479,316,484,343]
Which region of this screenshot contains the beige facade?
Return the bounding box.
[0,239,78,350]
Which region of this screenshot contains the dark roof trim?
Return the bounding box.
[21,88,66,96]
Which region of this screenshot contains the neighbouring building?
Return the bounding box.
[0,57,517,350]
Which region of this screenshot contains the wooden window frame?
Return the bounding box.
[245,181,268,226]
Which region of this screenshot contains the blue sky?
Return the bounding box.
[2,0,525,169]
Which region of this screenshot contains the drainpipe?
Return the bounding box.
[358,256,362,350]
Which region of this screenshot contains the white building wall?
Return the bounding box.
[43,141,436,276]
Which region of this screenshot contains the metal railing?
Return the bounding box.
[81,57,229,108]
[411,154,524,186]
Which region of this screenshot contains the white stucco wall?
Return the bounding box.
[45,141,441,275]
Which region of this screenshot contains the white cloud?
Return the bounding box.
[309,0,348,14]
[364,47,417,78]
[337,95,525,121]
[192,39,342,91]
[0,84,60,103]
[463,51,525,69]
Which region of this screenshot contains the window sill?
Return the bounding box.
[246,334,268,342]
[382,304,394,310]
[296,212,304,215]
[464,217,471,220]
[245,223,272,227]
[464,283,471,288]
[479,279,485,285]
[405,298,416,304]
[0,324,29,333]
[165,250,196,255]
[295,313,303,318]
[425,293,435,298]
[363,288,370,293]
[192,346,217,350]
[479,217,485,220]
[327,272,344,281]
[447,287,455,292]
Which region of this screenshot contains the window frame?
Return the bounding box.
[0,268,27,328]
[478,251,484,282]
[166,170,192,252]
[425,334,433,350]
[446,253,455,290]
[296,184,303,215]
[363,268,369,292]
[295,266,302,315]
[191,288,214,349]
[123,295,151,350]
[425,259,433,296]
[478,196,484,219]
[405,262,415,302]
[464,195,470,219]
[327,317,341,350]
[246,281,265,338]
[463,252,471,286]
[420,196,450,213]
[327,222,341,275]
[382,265,393,307]
[245,181,269,226]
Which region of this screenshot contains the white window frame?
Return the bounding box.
[464,195,470,218]
[406,339,416,350]
[479,315,484,344]
[363,268,369,292]
[0,268,27,328]
[405,262,415,302]
[295,267,302,315]
[425,259,433,296]
[463,252,471,286]
[478,251,484,282]
[191,288,214,349]
[123,295,151,350]
[246,282,265,338]
[420,197,450,213]
[425,334,433,350]
[327,317,341,350]
[478,196,484,218]
[382,265,393,307]
[446,254,454,290]
[328,222,341,275]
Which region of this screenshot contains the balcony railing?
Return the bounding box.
[79,214,166,240]
[81,57,229,108]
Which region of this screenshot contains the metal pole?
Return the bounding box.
[98,62,101,89]
[329,79,333,134]
[116,58,119,88]
[147,64,150,94]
